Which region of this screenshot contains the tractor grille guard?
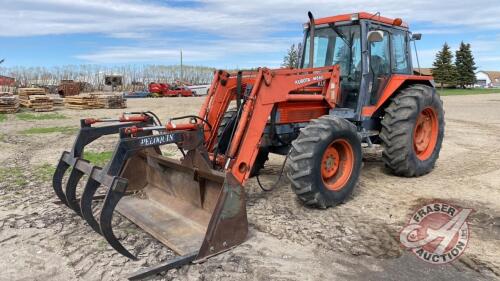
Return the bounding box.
[52,113,248,279]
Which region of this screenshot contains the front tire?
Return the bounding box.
[287,116,362,208]
[380,84,444,177]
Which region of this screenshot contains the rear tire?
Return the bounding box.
[287,116,362,208]
[380,84,444,177]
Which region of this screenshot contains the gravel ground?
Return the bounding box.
[0,94,499,281]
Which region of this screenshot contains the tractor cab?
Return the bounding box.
[301,12,416,120]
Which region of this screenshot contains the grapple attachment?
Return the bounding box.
[52,113,248,276]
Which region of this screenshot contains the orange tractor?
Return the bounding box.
[52,12,444,279]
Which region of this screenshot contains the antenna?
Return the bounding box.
[414,41,421,75]
[411,35,422,76]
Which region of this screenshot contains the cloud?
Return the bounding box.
[75,37,297,68]
[0,0,267,38]
[2,0,500,38]
[1,0,500,68]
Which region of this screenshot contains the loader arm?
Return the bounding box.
[200,65,341,183]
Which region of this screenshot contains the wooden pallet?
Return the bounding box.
[18,88,46,96]
[0,93,20,113]
[19,94,54,111]
[64,94,105,110]
[48,94,64,106]
[97,95,127,109]
[0,108,19,113]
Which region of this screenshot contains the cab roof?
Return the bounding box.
[314,12,409,28]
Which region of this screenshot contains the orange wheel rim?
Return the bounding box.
[321,139,354,191]
[413,107,439,160]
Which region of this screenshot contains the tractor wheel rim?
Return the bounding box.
[321,139,354,191]
[413,107,439,160]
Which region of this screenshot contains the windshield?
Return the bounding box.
[302,25,361,78]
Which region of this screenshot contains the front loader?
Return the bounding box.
[52,12,444,279]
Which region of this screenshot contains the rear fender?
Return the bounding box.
[362,75,434,117]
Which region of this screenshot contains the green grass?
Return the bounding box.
[0,167,28,187]
[438,88,500,96]
[34,163,56,182]
[84,151,113,166]
[0,114,6,123]
[16,112,67,121]
[21,126,78,135]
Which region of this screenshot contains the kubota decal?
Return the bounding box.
[294,75,324,85]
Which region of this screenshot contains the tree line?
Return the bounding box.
[0,64,216,90]
[432,42,476,89]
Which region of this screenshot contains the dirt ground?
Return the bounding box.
[0,94,499,281]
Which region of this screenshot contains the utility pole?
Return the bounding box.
[180,49,183,82]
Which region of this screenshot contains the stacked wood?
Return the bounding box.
[18,88,54,112]
[64,94,105,110]
[27,95,54,112]
[0,92,20,113]
[48,94,64,106]
[97,94,127,109]
[18,88,46,107]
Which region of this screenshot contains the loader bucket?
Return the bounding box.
[53,120,248,269]
[111,151,248,260]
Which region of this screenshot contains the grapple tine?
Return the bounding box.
[65,165,85,215]
[80,176,103,234]
[53,152,71,206]
[52,118,153,209]
[99,178,137,260]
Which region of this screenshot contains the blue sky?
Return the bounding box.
[1,0,499,70]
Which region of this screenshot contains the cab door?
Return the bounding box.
[367,26,411,105]
[368,28,391,104]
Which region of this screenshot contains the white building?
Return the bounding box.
[475,71,500,88]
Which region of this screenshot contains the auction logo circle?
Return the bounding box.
[399,202,472,264]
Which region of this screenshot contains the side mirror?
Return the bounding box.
[411,33,422,40]
[367,30,384,43]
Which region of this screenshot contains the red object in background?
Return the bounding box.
[148,82,193,97]
[0,75,15,86]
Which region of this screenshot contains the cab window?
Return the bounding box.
[391,30,410,74]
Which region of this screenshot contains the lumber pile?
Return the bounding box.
[64,94,104,110]
[48,94,64,106]
[27,95,54,112]
[0,92,20,113]
[97,94,127,109]
[18,88,45,107]
[18,88,54,112]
